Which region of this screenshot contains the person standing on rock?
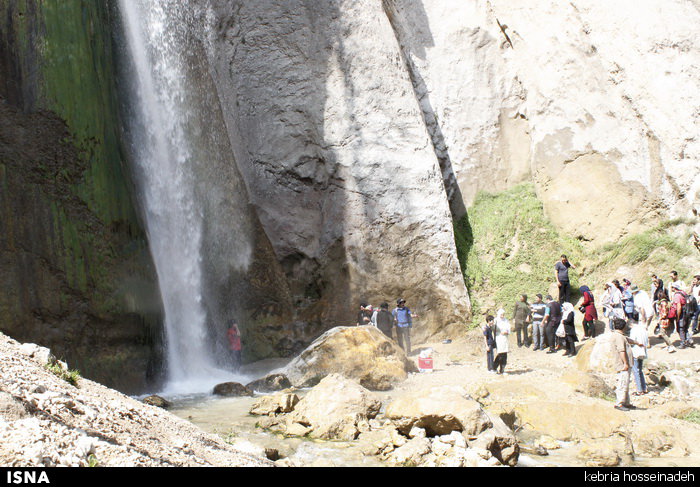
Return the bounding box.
[561,302,578,357]
[375,302,394,339]
[494,309,510,374]
[621,279,636,322]
[356,302,372,326]
[512,294,532,348]
[544,295,562,354]
[482,315,497,373]
[611,318,634,411]
[227,321,243,372]
[555,255,576,304]
[530,294,547,351]
[578,285,598,339]
[628,317,649,396]
[392,298,413,354]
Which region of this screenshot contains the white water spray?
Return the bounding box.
[118,0,240,394]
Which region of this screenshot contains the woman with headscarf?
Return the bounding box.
[494,309,511,375]
[561,302,578,356]
[579,285,598,339]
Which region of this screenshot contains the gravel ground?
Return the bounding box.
[0,332,271,467]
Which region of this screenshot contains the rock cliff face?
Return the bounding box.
[0,1,162,393]
[382,0,700,241]
[4,0,699,391]
[205,0,471,337]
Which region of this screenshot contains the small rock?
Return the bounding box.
[212,382,254,397]
[264,448,281,461]
[250,393,299,416]
[246,374,292,393]
[142,395,172,409]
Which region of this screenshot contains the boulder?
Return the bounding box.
[245,374,292,394]
[512,401,630,441]
[384,385,492,437]
[632,426,689,458]
[561,370,614,399]
[142,395,171,409]
[19,343,56,366]
[576,439,624,467]
[470,414,520,466]
[659,370,697,397]
[212,382,254,397]
[282,326,417,390]
[287,374,382,441]
[250,393,300,416]
[385,437,432,467]
[575,334,620,374]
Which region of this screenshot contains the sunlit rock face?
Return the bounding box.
[381,0,700,242]
[204,0,471,338]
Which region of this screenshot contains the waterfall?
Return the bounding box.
[118,0,240,394]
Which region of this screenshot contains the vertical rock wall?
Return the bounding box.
[0,0,162,393]
[384,0,700,242]
[205,0,471,339]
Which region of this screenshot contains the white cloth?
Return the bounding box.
[632,290,654,321]
[494,309,510,355]
[691,284,700,300]
[629,324,649,359]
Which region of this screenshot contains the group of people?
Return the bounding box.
[356,299,417,354]
[482,292,580,375]
[482,256,700,412]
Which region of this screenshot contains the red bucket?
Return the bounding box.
[418,357,434,372]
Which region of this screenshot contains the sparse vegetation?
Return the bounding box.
[680,410,700,425]
[454,183,699,327]
[454,183,583,326]
[45,363,81,387]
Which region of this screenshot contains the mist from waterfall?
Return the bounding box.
[118,0,243,394]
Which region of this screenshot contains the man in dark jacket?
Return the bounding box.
[375,302,394,338]
[513,294,532,348]
[544,295,562,354]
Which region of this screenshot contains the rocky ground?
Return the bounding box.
[0,332,270,467]
[236,325,700,467]
[3,321,700,468]
[394,327,700,466]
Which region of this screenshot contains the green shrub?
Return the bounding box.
[454,183,583,326]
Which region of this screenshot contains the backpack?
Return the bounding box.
[686,295,698,316]
[669,291,687,319]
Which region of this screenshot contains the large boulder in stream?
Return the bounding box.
[281,326,417,390]
[286,374,382,441]
[384,385,492,437]
[246,374,292,394]
[212,382,254,397]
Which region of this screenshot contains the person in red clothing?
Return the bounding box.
[579,285,598,339]
[227,321,242,372]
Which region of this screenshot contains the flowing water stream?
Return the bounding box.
[118,0,247,394]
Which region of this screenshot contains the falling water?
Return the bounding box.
[118,0,238,393]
